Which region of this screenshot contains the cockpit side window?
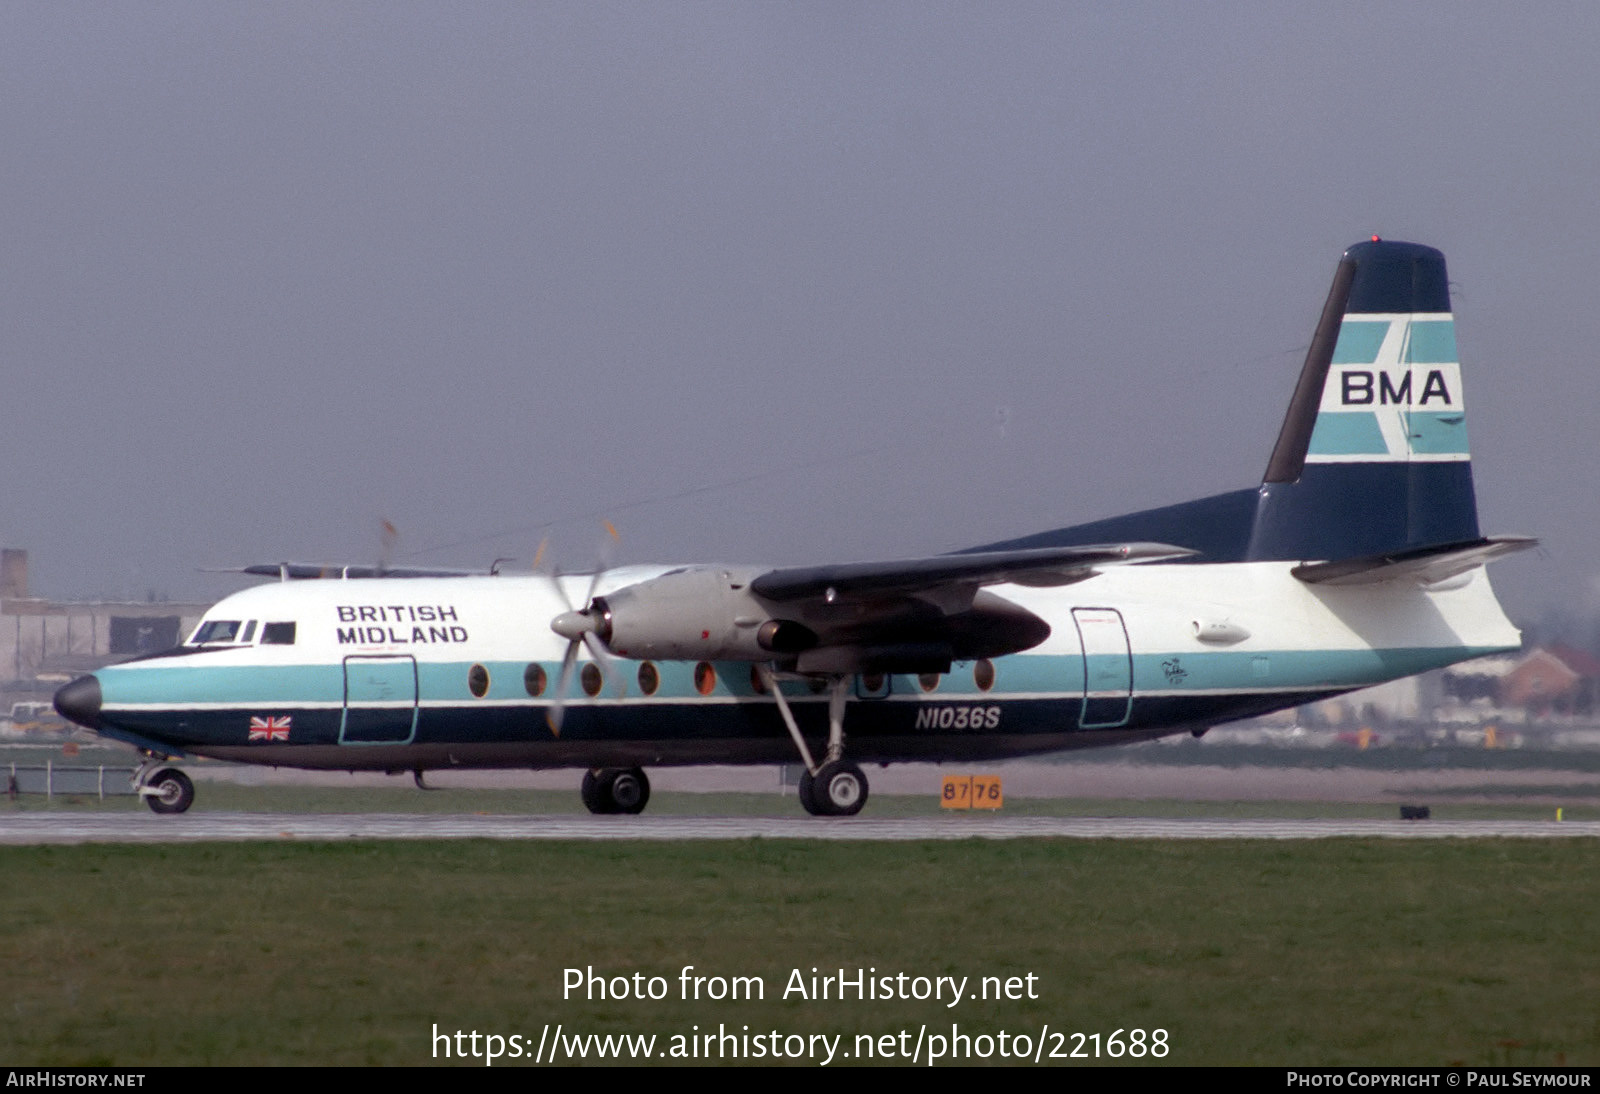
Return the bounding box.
[190,620,241,645]
[238,620,257,644]
[261,622,297,645]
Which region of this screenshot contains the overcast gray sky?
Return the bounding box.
[1,3,1594,622]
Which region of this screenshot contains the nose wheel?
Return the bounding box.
[138,765,195,815]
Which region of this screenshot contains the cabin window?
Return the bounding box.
[468,664,490,698]
[238,621,257,644]
[261,622,297,645]
[694,662,717,695]
[524,663,547,697]
[974,659,996,692]
[637,662,659,696]
[190,620,241,645]
[581,662,604,697]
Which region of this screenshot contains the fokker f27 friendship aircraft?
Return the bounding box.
[56,240,1533,817]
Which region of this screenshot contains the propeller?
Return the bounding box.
[378,519,399,574]
[535,524,624,735]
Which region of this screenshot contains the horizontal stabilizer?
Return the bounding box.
[1290,536,1537,587]
[751,542,1194,603]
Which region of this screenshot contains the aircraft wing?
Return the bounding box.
[214,563,490,580]
[749,542,1195,602]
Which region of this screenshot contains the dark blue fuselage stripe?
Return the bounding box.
[106,690,1338,767]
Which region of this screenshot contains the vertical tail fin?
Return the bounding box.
[1245,239,1480,561]
[966,239,1486,565]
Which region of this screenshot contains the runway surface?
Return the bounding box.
[4,812,1600,844]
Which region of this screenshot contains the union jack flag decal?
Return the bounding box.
[248,715,291,742]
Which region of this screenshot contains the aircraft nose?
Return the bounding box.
[54,674,102,730]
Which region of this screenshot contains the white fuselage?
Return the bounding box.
[81,561,1519,770]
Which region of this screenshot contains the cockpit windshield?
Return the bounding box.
[190,620,242,645]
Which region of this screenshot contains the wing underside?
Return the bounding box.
[744,542,1194,673]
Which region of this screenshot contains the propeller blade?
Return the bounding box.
[378,519,399,573]
[592,520,620,589]
[542,522,626,730]
[580,567,604,615]
[583,632,625,698]
[547,638,582,736]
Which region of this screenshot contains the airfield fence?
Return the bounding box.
[5,762,136,799]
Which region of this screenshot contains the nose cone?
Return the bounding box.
[54,674,102,730]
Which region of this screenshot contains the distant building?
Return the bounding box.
[1499,645,1600,719]
[0,549,212,705]
[1436,654,1519,723]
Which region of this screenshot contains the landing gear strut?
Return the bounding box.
[581,767,651,815]
[134,758,195,815]
[758,667,869,817]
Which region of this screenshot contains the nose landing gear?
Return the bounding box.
[134,760,195,815]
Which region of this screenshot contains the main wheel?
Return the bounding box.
[581,768,652,815]
[580,769,611,814]
[609,768,650,815]
[797,769,824,816]
[808,760,868,817]
[145,768,194,815]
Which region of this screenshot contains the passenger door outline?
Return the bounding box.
[340,654,419,745]
[1073,608,1133,729]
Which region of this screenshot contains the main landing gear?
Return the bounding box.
[581,767,651,815]
[798,759,868,817]
[134,758,195,815]
[757,667,869,817]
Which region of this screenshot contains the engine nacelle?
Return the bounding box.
[591,567,816,661]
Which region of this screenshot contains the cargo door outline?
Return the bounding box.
[341,655,419,745]
[1073,608,1132,729]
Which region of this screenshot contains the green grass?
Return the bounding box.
[2,839,1598,1066]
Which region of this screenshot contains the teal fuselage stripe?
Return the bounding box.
[96,646,1505,709]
